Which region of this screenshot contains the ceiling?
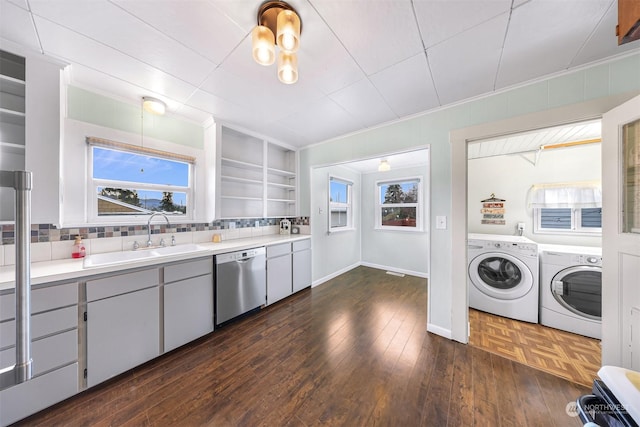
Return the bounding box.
[468,119,601,159]
[1,0,638,148]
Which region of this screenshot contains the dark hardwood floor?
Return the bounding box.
[15,266,589,426]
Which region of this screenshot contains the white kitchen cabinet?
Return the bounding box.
[266,243,293,305]
[215,124,297,219]
[163,258,214,352]
[0,282,79,427]
[292,239,312,292]
[85,268,160,388]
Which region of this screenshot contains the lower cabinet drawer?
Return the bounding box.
[0,329,78,375]
[0,305,78,349]
[0,363,78,427]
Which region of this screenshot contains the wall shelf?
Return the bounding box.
[215,125,298,219]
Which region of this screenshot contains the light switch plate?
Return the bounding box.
[436,216,447,230]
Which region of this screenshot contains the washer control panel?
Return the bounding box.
[573,254,602,266]
[481,241,537,254]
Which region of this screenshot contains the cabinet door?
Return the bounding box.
[164,274,214,352]
[293,249,311,293]
[86,286,159,387]
[267,254,292,305]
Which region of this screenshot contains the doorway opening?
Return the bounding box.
[465,119,602,385]
[308,148,430,288]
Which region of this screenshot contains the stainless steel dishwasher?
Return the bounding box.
[215,247,266,326]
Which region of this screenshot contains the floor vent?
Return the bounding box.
[386,271,405,277]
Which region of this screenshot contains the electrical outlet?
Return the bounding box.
[517,222,525,231]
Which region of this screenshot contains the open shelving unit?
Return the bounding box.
[215,125,297,219]
[0,50,26,221]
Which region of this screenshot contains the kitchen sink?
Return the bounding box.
[83,243,208,268]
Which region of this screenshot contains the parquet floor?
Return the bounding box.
[15,267,589,426]
[469,308,601,387]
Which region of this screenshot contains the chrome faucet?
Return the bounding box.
[147,212,171,247]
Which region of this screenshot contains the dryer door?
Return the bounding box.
[551,266,601,320]
[469,252,534,300]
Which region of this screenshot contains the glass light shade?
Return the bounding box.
[378,160,391,172]
[276,10,300,53]
[277,51,298,84]
[252,25,276,66]
[142,97,166,115]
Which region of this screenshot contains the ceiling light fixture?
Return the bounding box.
[142,97,166,115]
[251,1,301,84]
[378,159,391,172]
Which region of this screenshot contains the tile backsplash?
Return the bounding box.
[0,217,310,266]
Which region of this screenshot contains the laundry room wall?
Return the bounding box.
[467,143,601,247]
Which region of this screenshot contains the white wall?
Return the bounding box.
[361,165,429,277]
[468,143,601,247]
[310,164,361,285]
[301,53,640,340]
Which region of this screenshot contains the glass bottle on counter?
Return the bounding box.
[72,235,86,258]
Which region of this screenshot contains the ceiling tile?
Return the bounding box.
[111,0,247,65]
[413,0,511,48]
[329,78,397,128]
[496,0,612,88]
[29,0,216,85]
[0,0,41,52]
[570,1,639,67]
[311,0,424,75]
[428,12,509,105]
[34,16,197,102]
[369,52,439,117]
[276,97,361,143]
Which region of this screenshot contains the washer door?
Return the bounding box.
[469,252,534,300]
[551,266,601,320]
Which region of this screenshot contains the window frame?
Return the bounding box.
[375,176,423,232]
[534,207,602,235]
[328,176,354,233]
[88,144,194,223]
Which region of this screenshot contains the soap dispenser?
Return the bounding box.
[72,235,86,259]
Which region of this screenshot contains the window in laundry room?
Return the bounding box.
[530,181,602,235]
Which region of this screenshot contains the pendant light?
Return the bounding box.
[251,1,302,84]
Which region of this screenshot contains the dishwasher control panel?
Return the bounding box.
[215,246,266,264]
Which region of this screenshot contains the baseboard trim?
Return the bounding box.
[427,323,452,339]
[359,262,429,279]
[312,262,361,287]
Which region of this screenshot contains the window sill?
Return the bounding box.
[374,226,424,233]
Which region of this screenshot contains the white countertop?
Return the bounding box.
[0,234,310,292]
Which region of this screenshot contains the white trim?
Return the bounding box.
[359,261,428,279]
[311,262,361,287]
[427,323,452,339]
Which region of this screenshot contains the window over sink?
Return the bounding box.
[88,137,194,221]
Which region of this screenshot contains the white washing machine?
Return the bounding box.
[468,233,539,323]
[539,244,602,339]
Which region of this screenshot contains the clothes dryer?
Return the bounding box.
[539,244,602,339]
[468,233,539,323]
